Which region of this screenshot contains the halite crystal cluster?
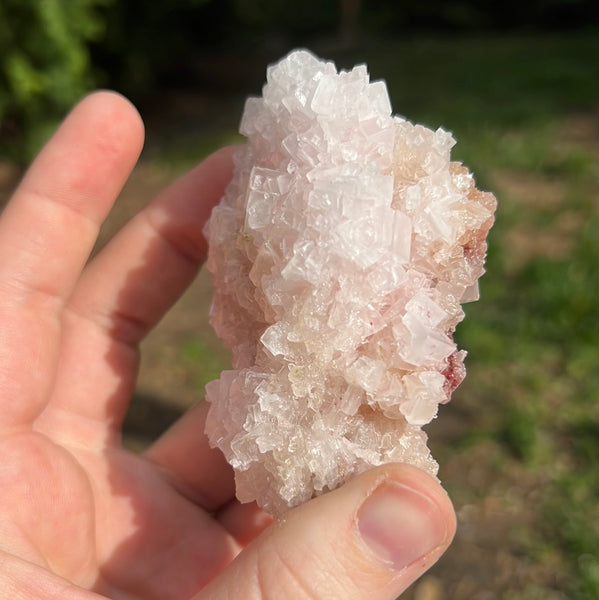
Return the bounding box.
[204,50,496,516]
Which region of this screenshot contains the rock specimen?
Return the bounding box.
[204,50,496,516]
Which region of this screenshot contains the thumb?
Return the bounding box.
[198,464,456,600]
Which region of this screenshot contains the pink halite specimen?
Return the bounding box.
[204,50,496,516]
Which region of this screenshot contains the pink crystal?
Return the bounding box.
[204,50,496,516]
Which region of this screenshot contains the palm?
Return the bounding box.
[0,93,268,600]
[4,430,233,598]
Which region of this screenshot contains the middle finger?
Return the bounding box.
[38,147,235,445]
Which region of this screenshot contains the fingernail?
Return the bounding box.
[357,480,447,570]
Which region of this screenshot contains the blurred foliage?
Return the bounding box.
[233,0,335,30]
[0,0,114,162]
[2,0,598,161]
[366,0,599,31]
[90,0,216,98]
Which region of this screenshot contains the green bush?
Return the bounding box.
[0,0,113,162]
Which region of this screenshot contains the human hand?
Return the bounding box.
[0,91,456,600]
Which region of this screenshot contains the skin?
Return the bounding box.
[0,91,456,600]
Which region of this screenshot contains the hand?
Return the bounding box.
[0,91,456,600]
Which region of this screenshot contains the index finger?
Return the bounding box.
[0,91,144,429]
[0,91,144,310]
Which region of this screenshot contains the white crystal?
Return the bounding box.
[204,50,496,516]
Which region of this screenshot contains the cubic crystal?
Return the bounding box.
[204,50,496,516]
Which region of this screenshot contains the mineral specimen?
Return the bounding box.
[204,50,496,516]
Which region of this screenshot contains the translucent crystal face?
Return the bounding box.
[204,50,496,516]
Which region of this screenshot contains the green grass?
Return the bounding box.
[181,336,231,391]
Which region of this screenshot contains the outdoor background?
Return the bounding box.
[1,1,598,599]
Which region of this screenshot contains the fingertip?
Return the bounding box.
[297,464,455,596]
[77,90,144,126]
[199,464,455,600]
[73,90,145,156]
[19,89,146,214]
[355,464,456,574]
[379,463,457,542]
